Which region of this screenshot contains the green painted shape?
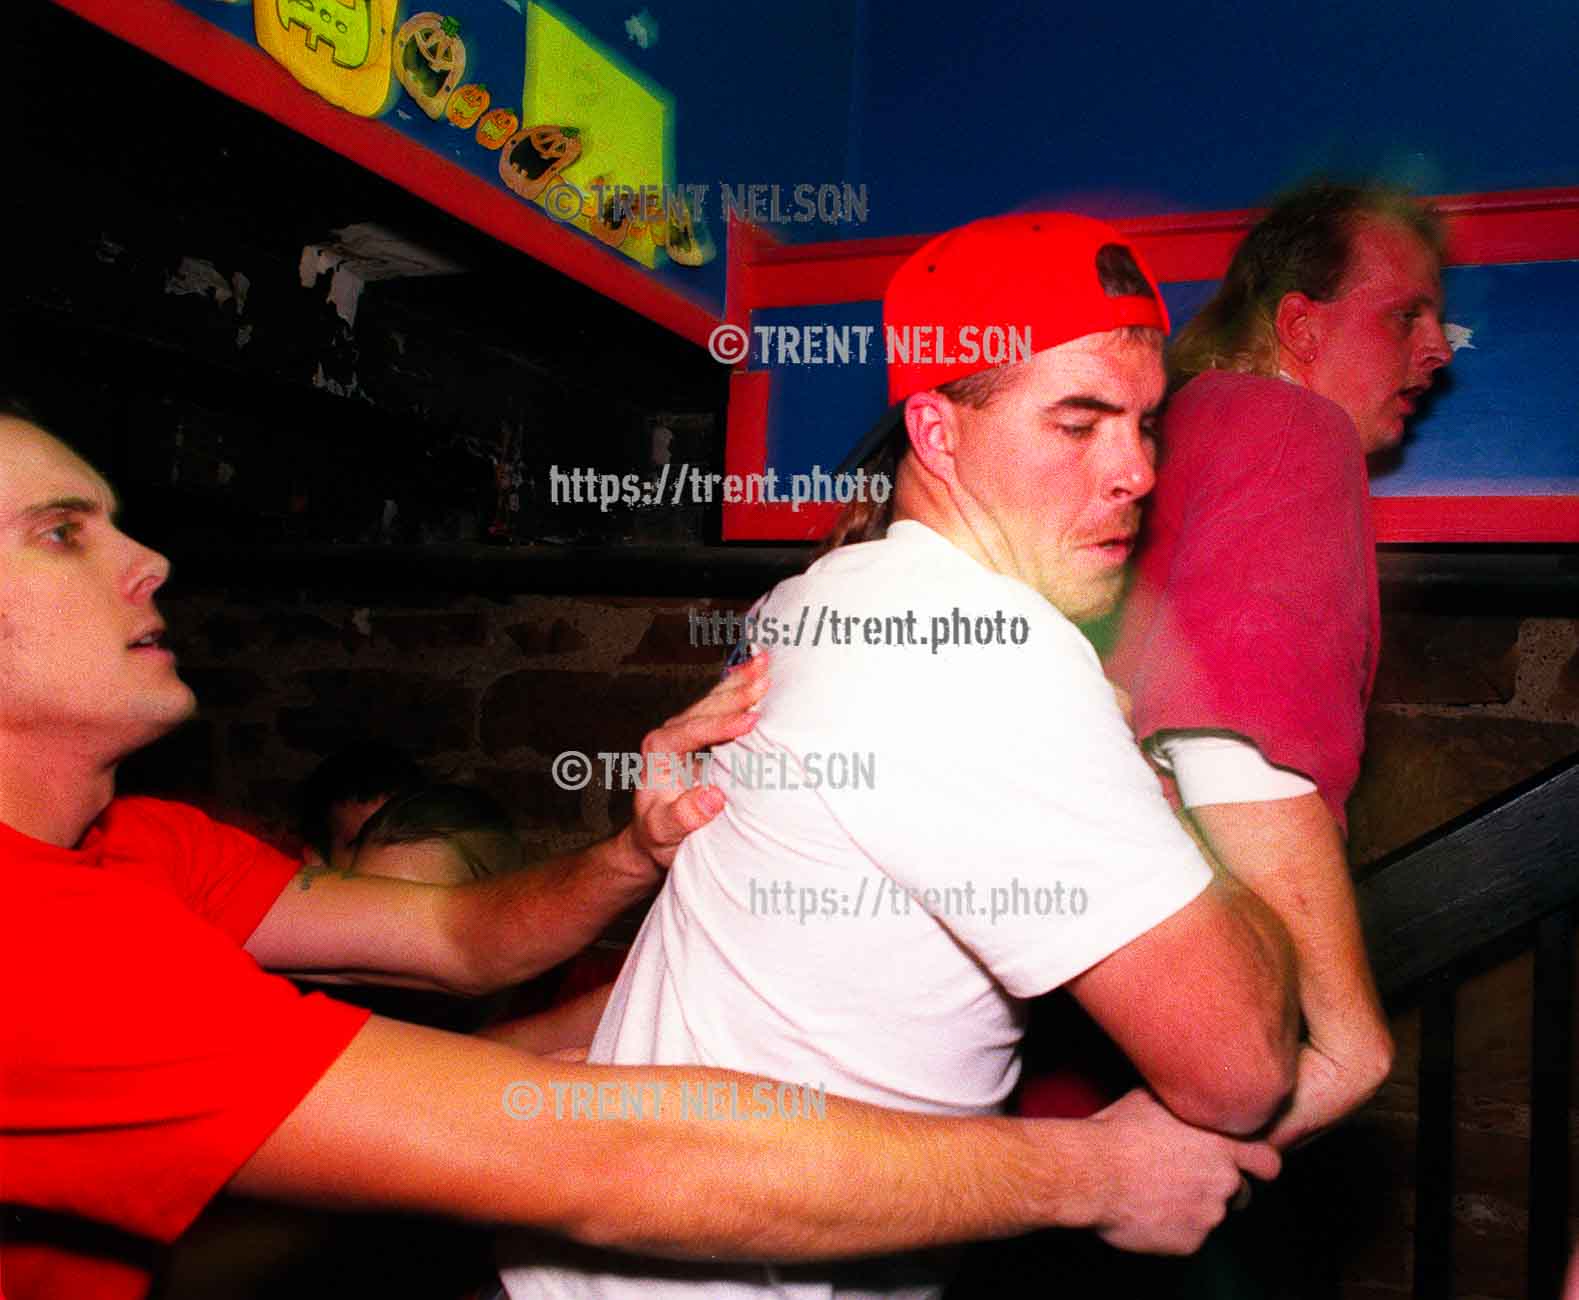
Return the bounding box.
[276,0,373,69]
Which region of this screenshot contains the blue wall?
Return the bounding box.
[176,0,1579,320]
[850,0,1579,235]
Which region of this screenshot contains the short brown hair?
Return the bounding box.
[816,325,1161,557]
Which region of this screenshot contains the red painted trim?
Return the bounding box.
[721,370,841,541]
[721,371,830,540]
[734,186,1579,309]
[1371,497,1579,544]
[733,234,932,309]
[724,217,783,335]
[1434,188,1579,265]
[52,0,720,349]
[1113,190,1579,276]
[725,495,1579,546]
[722,371,771,490]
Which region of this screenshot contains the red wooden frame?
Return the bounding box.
[1371,497,1579,545]
[52,0,720,350]
[721,189,1579,543]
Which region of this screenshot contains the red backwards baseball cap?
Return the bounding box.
[884,212,1170,403]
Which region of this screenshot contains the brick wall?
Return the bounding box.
[127,588,738,864]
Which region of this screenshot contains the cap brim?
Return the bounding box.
[833,401,905,478]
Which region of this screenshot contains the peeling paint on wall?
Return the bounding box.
[299,223,466,331]
[311,362,372,402]
[165,256,249,311]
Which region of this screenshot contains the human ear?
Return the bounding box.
[902,391,959,486]
[1274,292,1321,366]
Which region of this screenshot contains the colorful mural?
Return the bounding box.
[180,0,703,273]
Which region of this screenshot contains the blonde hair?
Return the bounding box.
[1170,181,1444,388]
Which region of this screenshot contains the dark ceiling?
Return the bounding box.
[14,1,719,372]
[9,1,732,565]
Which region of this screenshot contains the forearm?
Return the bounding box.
[1189,797,1393,1138]
[1069,875,1298,1137]
[248,664,767,992]
[1166,877,1300,1134]
[451,830,657,993]
[234,1017,1104,1259]
[562,1091,1098,1259]
[249,834,653,996]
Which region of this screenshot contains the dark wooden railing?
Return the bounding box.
[1356,753,1579,1299]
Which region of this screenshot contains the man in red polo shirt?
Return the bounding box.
[0,408,1281,1300]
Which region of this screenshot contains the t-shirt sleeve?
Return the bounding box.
[96,799,302,944]
[1124,386,1373,821]
[813,588,1213,1000]
[1154,733,1319,807]
[0,867,370,1246]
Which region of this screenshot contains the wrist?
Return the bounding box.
[603,825,661,892]
[1010,1118,1102,1234]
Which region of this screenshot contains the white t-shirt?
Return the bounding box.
[499,520,1213,1299]
[1154,733,1318,807]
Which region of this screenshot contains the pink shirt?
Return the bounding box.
[1108,370,1380,832]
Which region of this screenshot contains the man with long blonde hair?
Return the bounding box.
[1096,181,1451,1147]
[989,181,1455,1298]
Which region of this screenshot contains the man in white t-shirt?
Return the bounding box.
[498,214,1299,1299]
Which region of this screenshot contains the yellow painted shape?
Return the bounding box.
[256,0,398,117]
[522,2,671,268]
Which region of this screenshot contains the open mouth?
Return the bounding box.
[128,629,166,651]
[1088,534,1135,561]
[508,136,556,181]
[401,42,445,99]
